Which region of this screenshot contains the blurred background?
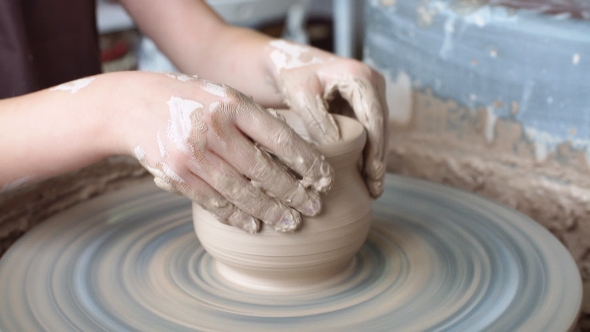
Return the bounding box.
[97,0,364,72]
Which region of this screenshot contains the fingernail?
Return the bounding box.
[228,210,260,233]
[367,179,384,198]
[153,177,179,194]
[313,158,333,192]
[273,209,301,232]
[366,160,386,198]
[301,191,322,216]
[240,216,260,233]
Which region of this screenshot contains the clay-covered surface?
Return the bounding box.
[487,0,590,18]
[384,90,590,329]
[366,1,590,328]
[0,156,148,256]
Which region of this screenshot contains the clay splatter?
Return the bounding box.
[50,77,95,94]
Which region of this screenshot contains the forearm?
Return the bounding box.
[119,0,283,107]
[187,26,282,107]
[0,77,116,190]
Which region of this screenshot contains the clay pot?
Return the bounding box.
[192,111,372,292]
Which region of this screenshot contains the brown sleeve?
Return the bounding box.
[0,0,102,99]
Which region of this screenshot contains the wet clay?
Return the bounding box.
[49,77,95,94]
[193,112,372,292]
[128,72,334,234]
[266,40,388,198]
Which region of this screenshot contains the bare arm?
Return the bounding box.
[0,77,117,191]
[118,0,282,106]
[0,72,332,232]
[118,0,389,196]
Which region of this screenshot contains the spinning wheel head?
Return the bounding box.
[0,175,581,331]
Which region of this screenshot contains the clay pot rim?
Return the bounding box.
[278,110,367,156]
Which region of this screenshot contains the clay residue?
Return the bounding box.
[433,0,590,20]
[49,77,96,94]
[386,88,590,328]
[417,4,439,27]
[0,156,149,257]
[380,0,397,7]
[488,0,590,19]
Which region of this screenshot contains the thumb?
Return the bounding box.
[286,83,340,145]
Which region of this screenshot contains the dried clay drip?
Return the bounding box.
[193,111,372,293]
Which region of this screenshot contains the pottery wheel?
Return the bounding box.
[0,175,581,331]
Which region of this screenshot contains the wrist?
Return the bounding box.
[83,73,129,159]
[203,26,284,107]
[0,74,123,187]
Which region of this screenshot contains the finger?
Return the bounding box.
[331,76,388,197]
[282,73,340,144]
[135,146,184,195]
[207,129,322,216]
[188,150,302,232]
[174,173,261,233]
[213,95,334,193]
[137,152,261,233]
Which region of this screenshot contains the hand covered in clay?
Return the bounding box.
[265,40,388,197]
[113,72,333,233]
